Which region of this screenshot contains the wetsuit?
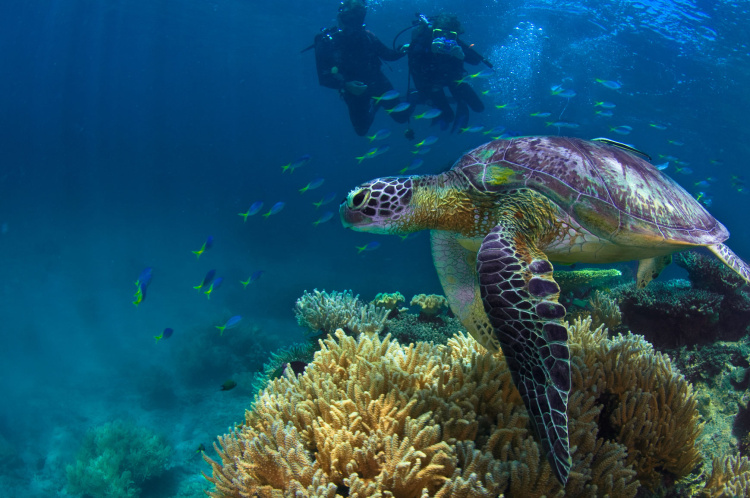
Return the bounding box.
[315,27,408,136]
[408,28,485,131]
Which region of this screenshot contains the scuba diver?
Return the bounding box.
[406,13,490,132]
[312,0,410,136]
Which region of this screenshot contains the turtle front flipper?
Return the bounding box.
[477,224,572,485]
[430,230,502,353]
[709,243,750,285]
[636,254,672,288]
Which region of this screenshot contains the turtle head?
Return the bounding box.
[340,176,417,234]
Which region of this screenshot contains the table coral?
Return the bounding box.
[204,316,702,497]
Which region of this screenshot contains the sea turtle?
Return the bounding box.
[340,135,750,485]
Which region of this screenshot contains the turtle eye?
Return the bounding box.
[350,189,369,209]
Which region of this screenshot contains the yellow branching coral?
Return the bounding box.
[588,289,622,330]
[204,318,702,497]
[700,454,750,497]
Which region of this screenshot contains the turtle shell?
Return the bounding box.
[454,136,728,246]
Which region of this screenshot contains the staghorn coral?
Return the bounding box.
[588,289,622,331]
[204,316,702,497]
[410,293,449,319]
[66,420,171,498]
[699,454,750,497]
[294,289,390,337]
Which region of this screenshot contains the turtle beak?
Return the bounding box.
[339,201,369,229]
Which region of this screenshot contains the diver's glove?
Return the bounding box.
[450,44,465,60]
[345,80,368,95]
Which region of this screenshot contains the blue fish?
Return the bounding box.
[610,125,632,135]
[386,102,411,114]
[414,108,442,120]
[367,129,392,142]
[133,267,153,306]
[216,315,242,335]
[596,78,622,90]
[241,271,264,288]
[262,201,286,218]
[192,236,214,259]
[281,154,311,174]
[399,158,424,174]
[204,276,223,299]
[313,192,337,209]
[154,327,174,343]
[313,211,334,226]
[372,90,399,103]
[415,136,438,148]
[300,178,325,193]
[239,201,264,221]
[194,269,216,290]
[356,241,381,253]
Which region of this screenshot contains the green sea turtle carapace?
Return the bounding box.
[340,135,750,484]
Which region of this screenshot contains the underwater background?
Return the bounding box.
[1,0,749,495]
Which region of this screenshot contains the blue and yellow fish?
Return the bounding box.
[133,267,153,306]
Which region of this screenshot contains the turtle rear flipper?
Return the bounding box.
[708,243,750,285]
[477,223,572,485]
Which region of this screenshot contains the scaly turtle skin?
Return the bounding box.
[340,135,750,485]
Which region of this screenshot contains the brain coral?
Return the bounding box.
[204,317,701,497]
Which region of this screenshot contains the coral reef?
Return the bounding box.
[66,420,171,498]
[699,454,750,497]
[553,268,624,296]
[588,289,622,331]
[409,293,449,320]
[676,250,747,294]
[386,312,464,346]
[204,317,701,496]
[295,289,390,337]
[371,291,406,313]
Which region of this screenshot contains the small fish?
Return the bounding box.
[133,267,153,307]
[386,102,411,114]
[483,126,506,135]
[412,146,432,156]
[192,236,214,259]
[193,269,216,290]
[546,121,580,129]
[550,84,564,95]
[398,233,420,242]
[530,112,552,118]
[556,89,577,98]
[355,146,390,163]
[649,123,668,130]
[196,444,206,453]
[415,136,438,148]
[459,125,485,133]
[372,90,400,103]
[238,201,264,222]
[495,103,519,110]
[595,110,613,117]
[695,191,713,207]
[154,327,174,343]
[654,162,669,171]
[596,78,622,89]
[220,380,237,391]
[674,165,693,175]
[594,101,616,109]
[610,125,632,135]
[204,276,223,299]
[262,201,286,218]
[313,211,334,226]
[367,128,391,142]
[313,191,337,209]
[414,108,442,120]
[658,154,679,161]
[356,241,381,253]
[216,315,242,335]
[668,140,685,146]
[240,270,264,288]
[694,180,711,188]
[399,158,424,174]
[281,154,311,174]
[299,177,325,193]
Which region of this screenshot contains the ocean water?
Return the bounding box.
[0,0,748,495]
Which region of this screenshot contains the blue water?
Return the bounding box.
[0,0,748,494]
